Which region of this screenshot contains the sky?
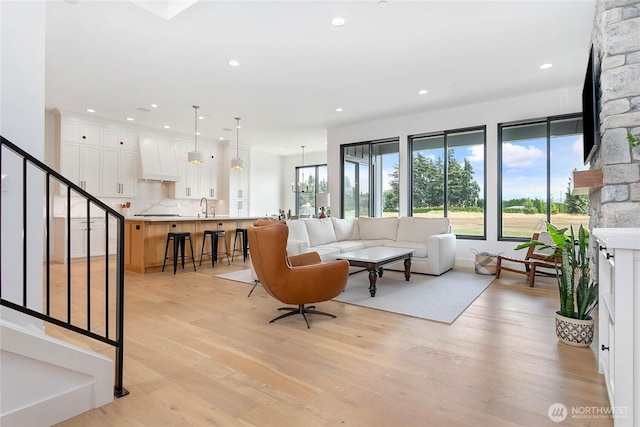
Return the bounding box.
[381,134,586,203]
[502,135,585,202]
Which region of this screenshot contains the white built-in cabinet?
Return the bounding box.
[593,228,640,427]
[171,139,219,199]
[59,121,102,194]
[53,217,117,263]
[102,129,137,196]
[58,117,138,197]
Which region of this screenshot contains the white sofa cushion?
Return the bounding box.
[315,240,365,253]
[331,217,360,241]
[386,241,427,258]
[286,219,310,245]
[397,217,450,243]
[304,218,337,247]
[358,217,398,241]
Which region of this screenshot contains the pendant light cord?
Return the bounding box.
[193,105,199,152]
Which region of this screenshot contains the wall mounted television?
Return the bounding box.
[582,43,601,165]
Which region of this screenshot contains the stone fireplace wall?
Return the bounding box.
[590,0,640,228]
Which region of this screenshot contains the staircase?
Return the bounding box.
[1,136,127,426]
[1,319,113,426]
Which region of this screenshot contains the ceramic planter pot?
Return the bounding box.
[555,311,594,347]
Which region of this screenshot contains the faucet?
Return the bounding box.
[200,197,208,218]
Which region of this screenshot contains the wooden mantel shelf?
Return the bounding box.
[572,169,603,195]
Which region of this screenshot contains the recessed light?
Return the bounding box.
[418,89,428,95]
[137,107,150,112]
[86,108,95,113]
[151,104,158,108]
[228,60,240,67]
[377,0,388,7]
[198,116,204,120]
[336,108,343,112]
[126,117,134,121]
[219,137,225,140]
[163,125,171,129]
[332,17,346,27]
[540,63,553,69]
[222,128,232,132]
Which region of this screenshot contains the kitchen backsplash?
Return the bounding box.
[53,180,229,218]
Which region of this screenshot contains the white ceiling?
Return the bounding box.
[45,0,596,155]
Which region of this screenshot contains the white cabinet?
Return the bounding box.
[53,218,117,263]
[593,228,640,427]
[171,140,219,199]
[60,141,102,194]
[58,118,138,197]
[173,160,201,198]
[61,121,102,145]
[102,147,137,196]
[102,128,138,196]
[103,128,136,150]
[202,162,217,198]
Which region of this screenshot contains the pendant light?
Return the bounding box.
[292,145,314,193]
[188,105,204,164]
[230,117,244,169]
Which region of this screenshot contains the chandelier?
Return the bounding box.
[187,105,204,164]
[230,117,244,169]
[291,145,314,193]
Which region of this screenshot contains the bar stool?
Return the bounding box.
[162,232,196,274]
[200,230,230,267]
[231,228,249,262]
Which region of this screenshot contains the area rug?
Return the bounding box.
[215,268,494,324]
[215,269,254,284]
[334,269,494,324]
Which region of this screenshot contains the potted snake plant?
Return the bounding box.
[516,222,599,346]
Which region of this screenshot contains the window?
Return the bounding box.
[294,164,327,217]
[409,127,486,238]
[341,139,399,218]
[499,114,588,240]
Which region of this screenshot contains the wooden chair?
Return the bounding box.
[495,232,561,287]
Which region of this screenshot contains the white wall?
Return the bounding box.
[327,86,581,266]
[0,1,46,327]
[248,151,282,217]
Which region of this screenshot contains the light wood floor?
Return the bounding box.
[48,259,612,427]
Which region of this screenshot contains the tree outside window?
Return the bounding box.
[499,114,588,239]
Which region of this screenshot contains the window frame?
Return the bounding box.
[294,163,327,217]
[339,138,399,218]
[497,112,583,242]
[408,125,487,240]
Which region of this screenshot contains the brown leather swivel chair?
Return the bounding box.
[248,219,349,328]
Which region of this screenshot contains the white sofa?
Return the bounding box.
[285,217,456,276]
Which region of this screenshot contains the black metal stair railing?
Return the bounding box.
[0,135,128,398]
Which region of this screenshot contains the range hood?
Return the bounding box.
[138,136,181,181]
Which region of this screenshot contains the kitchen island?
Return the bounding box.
[124,216,263,273]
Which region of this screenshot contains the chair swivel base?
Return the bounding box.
[269,304,336,329]
[247,280,260,297]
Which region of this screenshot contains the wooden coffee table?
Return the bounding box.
[337,247,415,297]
